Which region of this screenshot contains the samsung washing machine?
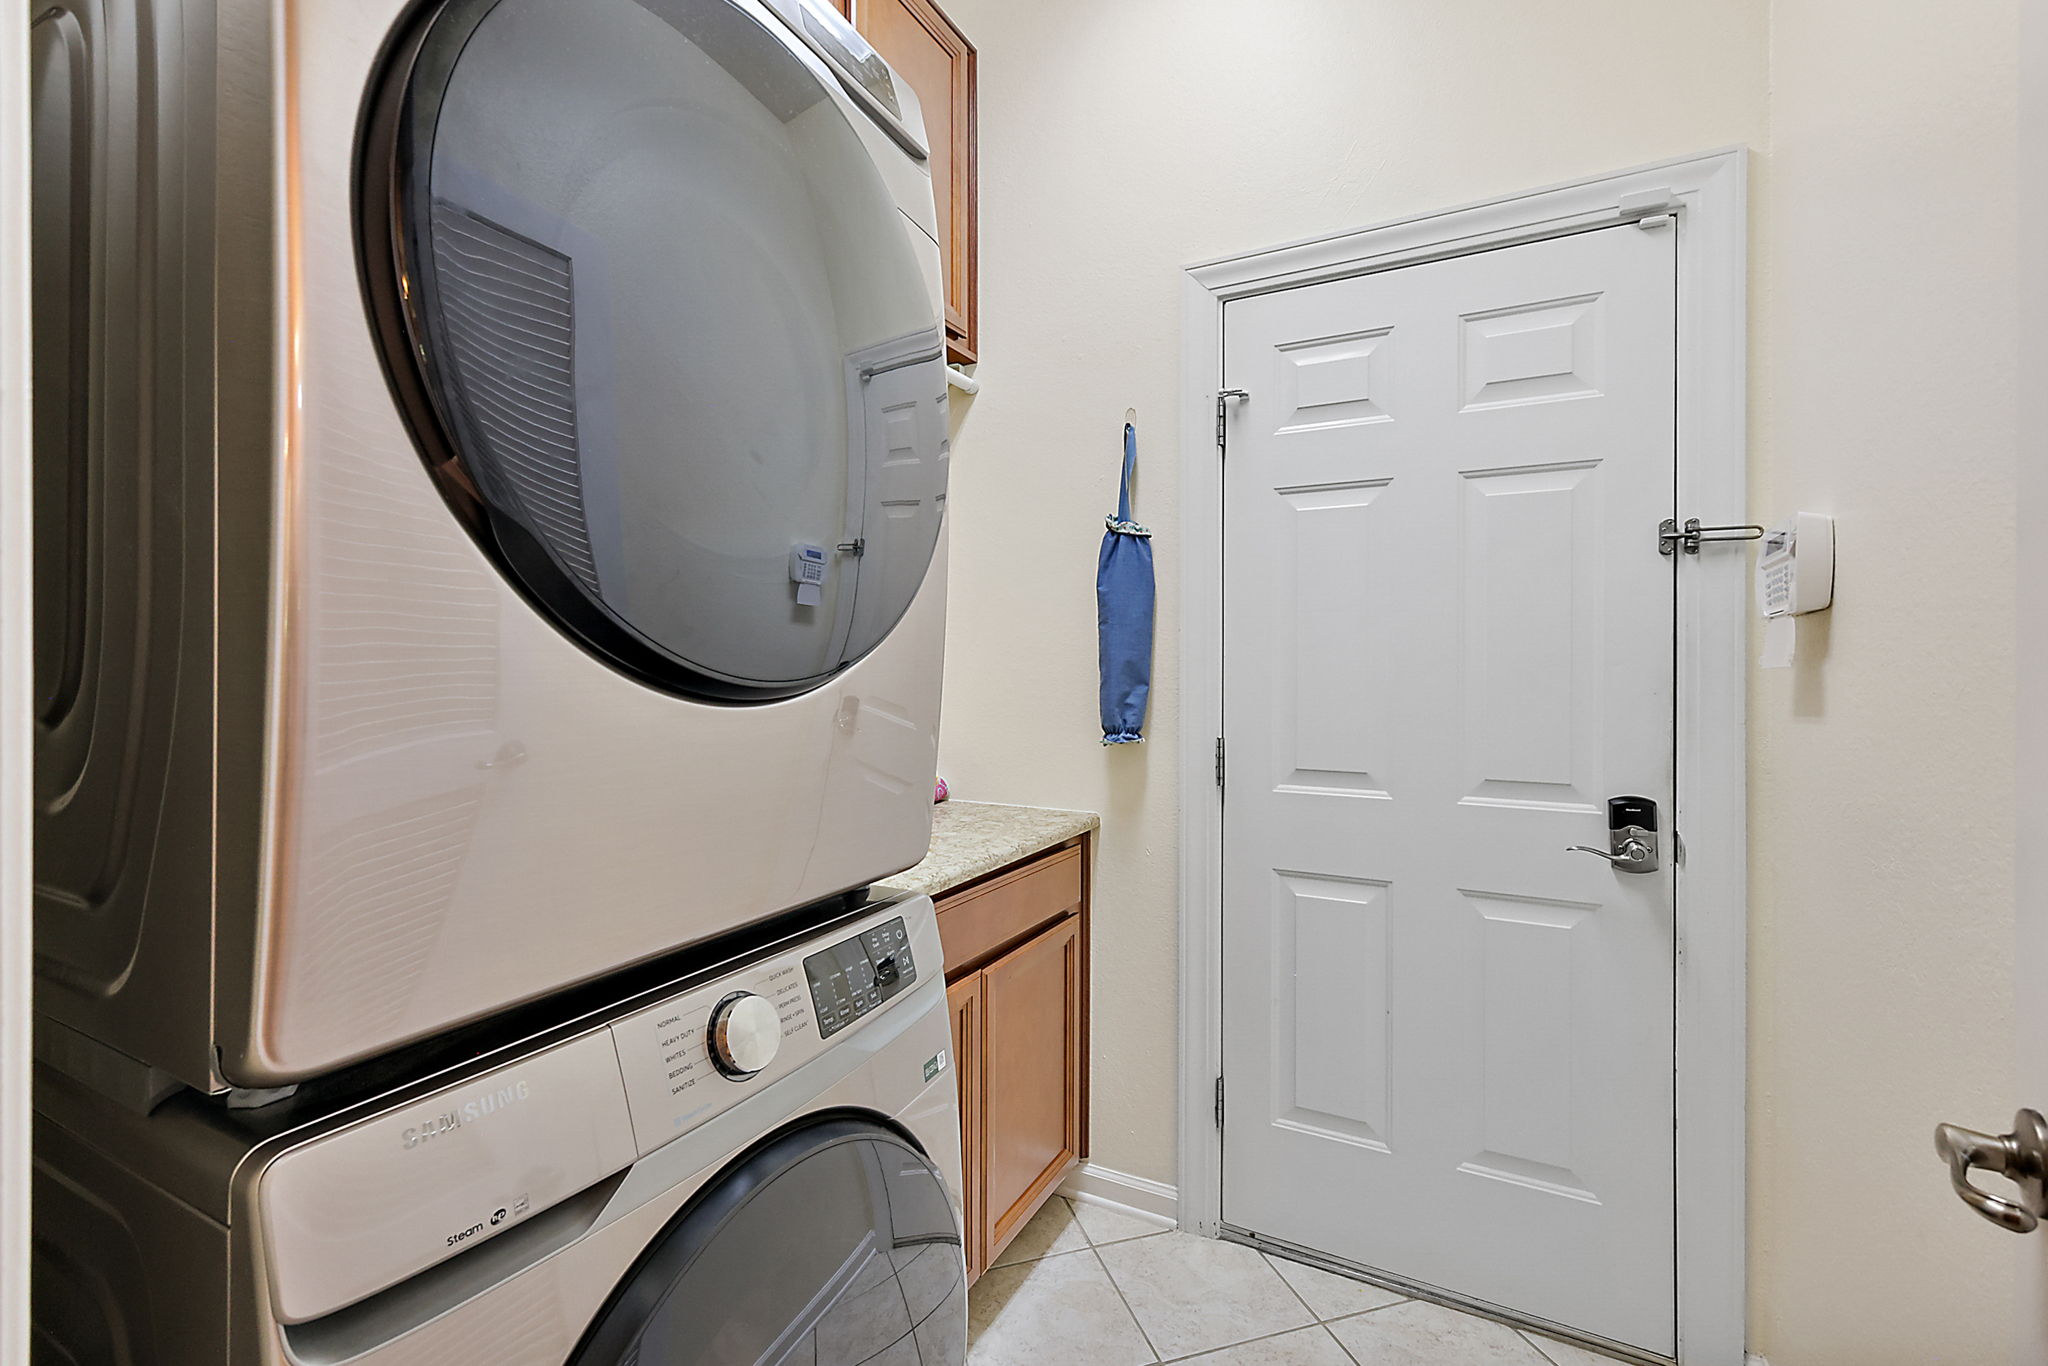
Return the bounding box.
[32,0,953,1096]
[33,893,966,1365]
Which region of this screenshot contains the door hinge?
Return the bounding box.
[1216,389,1248,450]
[1215,1075,1226,1131]
[1214,736,1226,790]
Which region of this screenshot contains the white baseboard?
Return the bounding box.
[1057,1162,1179,1227]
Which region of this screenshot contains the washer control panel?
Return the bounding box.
[258,896,941,1326]
[609,899,937,1155]
[803,916,917,1038]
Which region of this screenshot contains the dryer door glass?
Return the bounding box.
[363,0,948,702]
[570,1117,967,1365]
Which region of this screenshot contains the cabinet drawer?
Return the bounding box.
[935,843,1082,975]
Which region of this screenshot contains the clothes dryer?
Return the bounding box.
[31,0,951,1092]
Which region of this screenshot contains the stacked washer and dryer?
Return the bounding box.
[29,0,967,1361]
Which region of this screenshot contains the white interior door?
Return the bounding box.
[1219,223,1679,1356]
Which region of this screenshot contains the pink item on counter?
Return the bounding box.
[934,778,949,803]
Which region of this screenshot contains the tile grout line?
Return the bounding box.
[1065,1192,1178,1363]
[1325,1302,1406,1322]
[1088,1241,1166,1365]
[1069,1195,1173,1253]
[1314,1292,1413,1366]
[986,1197,1089,1273]
[976,1207,1587,1366]
[981,1207,1452,1366]
[1095,1236,1345,1364]
[1259,1253,1580,1366]
[1320,1320,1368,1366]
[1260,1250,1325,1327]
[1261,1247,1414,1334]
[1150,1321,1349,1364]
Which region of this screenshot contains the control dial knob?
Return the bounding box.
[708,992,782,1079]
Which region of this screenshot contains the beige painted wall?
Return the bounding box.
[1746,2,2018,1361]
[930,0,2016,1359]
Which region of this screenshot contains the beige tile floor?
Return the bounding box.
[967,1196,1619,1366]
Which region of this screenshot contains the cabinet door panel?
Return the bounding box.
[947,971,985,1282]
[982,915,1081,1254]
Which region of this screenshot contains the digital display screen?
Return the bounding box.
[803,917,915,1038]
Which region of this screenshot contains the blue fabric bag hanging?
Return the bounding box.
[1097,421,1155,744]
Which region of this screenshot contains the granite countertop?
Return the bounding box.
[874,800,1099,899]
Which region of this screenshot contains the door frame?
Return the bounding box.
[1175,149,1749,1366]
[0,10,28,1362]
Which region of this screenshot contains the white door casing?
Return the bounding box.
[1219,223,1677,1355]
[2020,315,2047,1360]
[1178,150,1748,1366]
[0,9,29,1362]
[2018,3,2046,1355]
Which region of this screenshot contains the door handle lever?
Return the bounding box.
[1567,837,1656,873]
[1568,796,1661,873]
[1935,1110,2048,1233]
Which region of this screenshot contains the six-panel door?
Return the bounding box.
[1219,224,1680,1356]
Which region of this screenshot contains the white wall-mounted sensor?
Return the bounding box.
[1758,512,1834,667]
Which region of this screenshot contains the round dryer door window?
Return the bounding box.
[360,0,949,702]
[570,1116,968,1365]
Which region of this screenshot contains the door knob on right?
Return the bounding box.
[1934,1109,2048,1233]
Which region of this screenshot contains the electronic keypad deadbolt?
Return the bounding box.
[1567,796,1660,874]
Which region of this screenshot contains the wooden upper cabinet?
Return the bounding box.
[849,0,978,363]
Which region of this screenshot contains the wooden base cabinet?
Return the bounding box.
[946,973,985,1282]
[937,839,1089,1282]
[982,914,1081,1256]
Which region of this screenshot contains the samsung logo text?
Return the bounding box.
[400,1079,532,1150]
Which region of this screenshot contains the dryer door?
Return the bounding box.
[359,0,948,702]
[570,1116,967,1365]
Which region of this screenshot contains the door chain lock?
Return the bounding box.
[1658,517,1765,556]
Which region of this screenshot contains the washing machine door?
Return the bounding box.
[360,0,948,702]
[571,1116,967,1365]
